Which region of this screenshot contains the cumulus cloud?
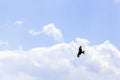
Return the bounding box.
[42,23,63,41]
[0,38,120,80]
[29,23,63,41]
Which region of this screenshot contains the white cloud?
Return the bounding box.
[0,20,24,29]
[0,38,119,80]
[28,29,41,36]
[42,23,63,41]
[29,23,63,41]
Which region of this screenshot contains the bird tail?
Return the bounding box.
[83,51,85,54]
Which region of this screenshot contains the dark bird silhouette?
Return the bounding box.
[77,46,85,57]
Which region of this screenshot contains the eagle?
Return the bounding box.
[77,46,85,57]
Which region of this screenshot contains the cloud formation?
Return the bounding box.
[0,38,120,80]
[29,29,41,36]
[42,23,63,41]
[29,23,63,41]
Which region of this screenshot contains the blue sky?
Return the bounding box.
[0,0,120,80]
[0,0,120,50]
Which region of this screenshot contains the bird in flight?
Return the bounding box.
[77,46,85,57]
